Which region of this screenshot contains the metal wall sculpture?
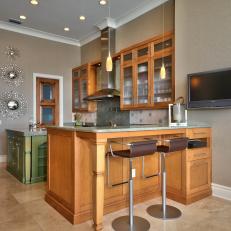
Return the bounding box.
[0,45,27,120]
[0,91,28,120]
[0,64,24,87]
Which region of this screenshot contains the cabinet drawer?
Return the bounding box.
[187,128,210,139]
[186,148,210,161]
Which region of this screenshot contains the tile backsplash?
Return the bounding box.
[130,109,168,125]
[76,108,168,126]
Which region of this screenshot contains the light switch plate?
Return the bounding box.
[132,168,136,178]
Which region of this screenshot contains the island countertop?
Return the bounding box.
[49,123,210,133]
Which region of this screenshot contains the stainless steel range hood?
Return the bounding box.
[84,27,120,101]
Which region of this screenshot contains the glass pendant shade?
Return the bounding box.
[160,63,166,79]
[106,53,113,72]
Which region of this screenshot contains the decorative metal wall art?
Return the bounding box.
[4,46,20,60]
[0,91,28,120]
[0,64,24,87]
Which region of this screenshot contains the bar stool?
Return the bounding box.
[109,140,158,231]
[147,137,188,220]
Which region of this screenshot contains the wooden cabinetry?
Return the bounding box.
[72,64,96,112]
[46,127,212,226]
[7,130,47,184]
[120,32,174,110]
[166,128,212,204]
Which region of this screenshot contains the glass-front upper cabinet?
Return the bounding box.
[72,65,96,112]
[122,65,133,106]
[152,34,174,105]
[153,55,173,103]
[120,32,174,110]
[136,61,149,105]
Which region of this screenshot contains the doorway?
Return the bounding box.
[33,73,63,126]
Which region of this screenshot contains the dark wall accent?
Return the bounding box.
[96,99,130,126]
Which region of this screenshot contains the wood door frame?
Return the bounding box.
[33,73,63,126]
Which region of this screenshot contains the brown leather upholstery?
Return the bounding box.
[112,140,157,158]
[157,137,188,153]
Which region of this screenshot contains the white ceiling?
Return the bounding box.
[0,0,167,46]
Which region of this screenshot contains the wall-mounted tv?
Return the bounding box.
[187,68,231,109]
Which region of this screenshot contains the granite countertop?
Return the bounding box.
[6,128,47,136]
[49,123,210,133]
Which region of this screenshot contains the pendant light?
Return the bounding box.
[106,0,113,72]
[160,1,166,79]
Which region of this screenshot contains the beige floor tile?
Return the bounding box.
[12,189,45,204]
[0,219,42,231]
[1,167,231,231]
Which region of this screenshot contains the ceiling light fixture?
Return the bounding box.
[160,1,166,80]
[20,15,27,20]
[30,0,39,5]
[64,27,70,31]
[99,0,107,6]
[79,15,86,21]
[106,1,112,72]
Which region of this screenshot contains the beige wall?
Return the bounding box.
[81,0,174,64]
[0,29,80,157]
[81,38,101,64]
[116,0,174,51]
[175,0,231,187]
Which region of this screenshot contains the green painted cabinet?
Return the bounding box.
[7,130,47,184]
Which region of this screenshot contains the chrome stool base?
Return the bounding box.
[147,204,182,220]
[112,216,150,231]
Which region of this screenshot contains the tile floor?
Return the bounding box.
[1,166,231,231]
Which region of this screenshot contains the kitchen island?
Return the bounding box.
[45,124,212,231]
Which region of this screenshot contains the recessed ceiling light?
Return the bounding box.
[64,27,70,31]
[20,15,27,20]
[79,15,86,21]
[30,0,39,5]
[99,0,107,6]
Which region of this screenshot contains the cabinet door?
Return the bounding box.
[166,151,183,194]
[72,77,80,111]
[15,136,25,180]
[121,65,134,107]
[135,60,150,106]
[80,78,88,109]
[187,158,211,195]
[153,54,173,104]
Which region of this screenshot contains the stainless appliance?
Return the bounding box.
[169,97,187,126]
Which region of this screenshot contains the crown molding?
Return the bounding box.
[0,21,80,46]
[115,0,168,28]
[95,17,116,30]
[81,0,168,46]
[79,31,101,46]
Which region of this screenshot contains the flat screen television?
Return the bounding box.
[187,68,231,109]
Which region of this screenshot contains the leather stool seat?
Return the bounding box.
[157,137,188,153]
[113,140,157,158]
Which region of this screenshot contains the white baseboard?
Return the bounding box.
[212,183,231,201]
[0,155,7,163]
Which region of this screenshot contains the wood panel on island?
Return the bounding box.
[45,127,212,230]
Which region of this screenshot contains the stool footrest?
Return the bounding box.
[110,181,128,187]
[142,173,160,179]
